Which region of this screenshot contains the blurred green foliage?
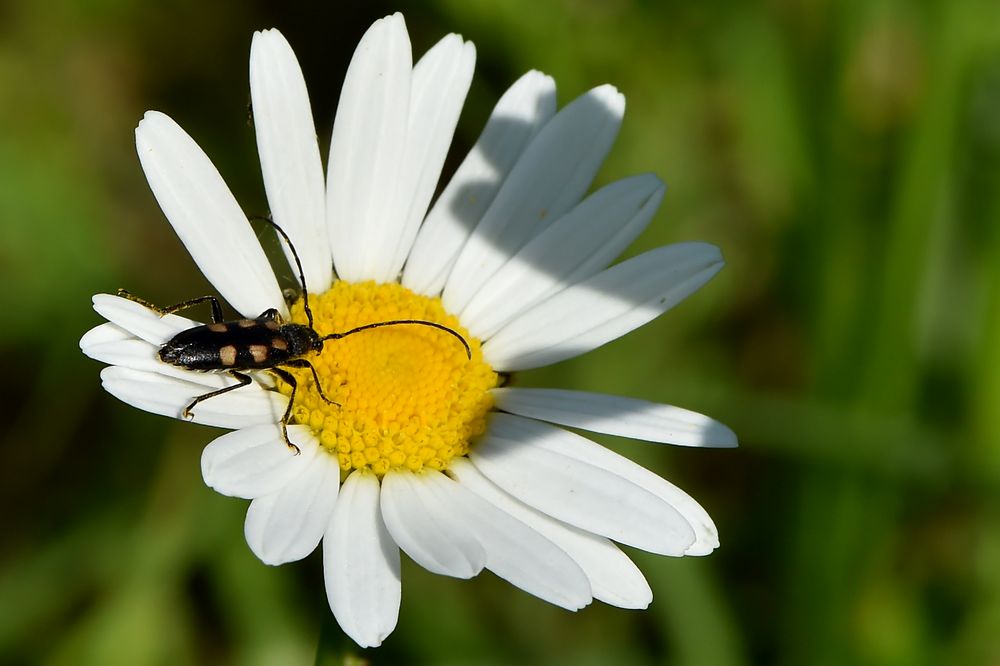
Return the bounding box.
[2,0,999,663]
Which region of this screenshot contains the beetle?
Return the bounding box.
[118,218,471,454]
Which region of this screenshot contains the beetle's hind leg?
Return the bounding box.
[182,371,253,420]
[117,289,225,323]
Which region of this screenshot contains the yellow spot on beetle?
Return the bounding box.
[207,323,227,333]
[272,337,288,351]
[219,345,237,366]
[238,319,255,328]
[249,344,268,363]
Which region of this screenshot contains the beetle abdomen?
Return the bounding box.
[159,319,294,371]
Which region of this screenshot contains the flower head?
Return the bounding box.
[81,13,736,648]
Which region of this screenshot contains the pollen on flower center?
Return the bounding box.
[277,281,498,477]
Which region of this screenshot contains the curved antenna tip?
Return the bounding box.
[323,319,472,360]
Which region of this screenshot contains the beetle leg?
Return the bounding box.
[281,359,339,406]
[181,371,253,421]
[270,367,303,455]
[117,289,225,323]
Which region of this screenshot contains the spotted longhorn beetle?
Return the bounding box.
[119,218,471,454]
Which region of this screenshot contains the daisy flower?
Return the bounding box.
[80,13,736,648]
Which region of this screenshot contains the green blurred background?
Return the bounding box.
[2,0,999,663]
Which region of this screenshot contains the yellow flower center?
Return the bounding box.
[277,281,498,477]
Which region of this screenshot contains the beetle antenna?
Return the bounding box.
[249,215,314,329]
[322,320,472,360]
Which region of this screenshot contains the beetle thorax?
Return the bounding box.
[279,323,322,357]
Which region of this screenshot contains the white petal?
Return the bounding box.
[100,366,286,429]
[382,34,476,282]
[91,293,199,346]
[442,85,625,315]
[380,470,485,578]
[493,388,738,449]
[461,174,663,338]
[403,70,557,296]
[324,471,401,649]
[326,13,412,283]
[244,435,339,565]
[490,413,718,555]
[447,468,592,610]
[83,336,234,387]
[469,414,696,555]
[135,111,286,318]
[80,323,158,374]
[382,467,589,609]
[483,242,724,371]
[548,435,721,557]
[201,424,317,499]
[80,322,130,350]
[250,29,332,292]
[83,336,158,370]
[450,458,651,609]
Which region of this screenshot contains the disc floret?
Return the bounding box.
[277,281,498,476]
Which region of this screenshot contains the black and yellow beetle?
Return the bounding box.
[120,219,471,453]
